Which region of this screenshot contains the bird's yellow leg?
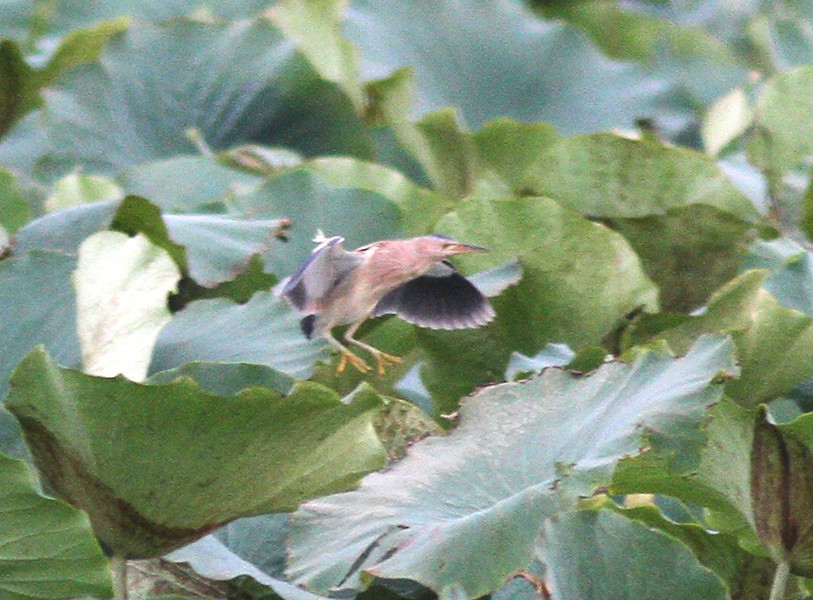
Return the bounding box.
[325,334,371,374]
[344,324,402,376]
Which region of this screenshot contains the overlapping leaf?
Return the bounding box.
[117,156,263,212]
[151,291,323,380]
[538,508,729,600]
[7,348,386,558]
[231,169,404,277]
[0,251,81,403]
[418,194,658,410]
[41,18,370,176]
[0,451,112,600]
[345,0,711,137]
[288,336,735,597]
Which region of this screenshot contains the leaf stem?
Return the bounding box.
[111,554,128,600]
[769,560,790,600]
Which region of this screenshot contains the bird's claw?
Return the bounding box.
[372,351,402,376]
[337,350,371,374]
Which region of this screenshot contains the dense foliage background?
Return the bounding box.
[4,0,813,598]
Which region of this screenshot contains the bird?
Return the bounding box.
[279,231,495,375]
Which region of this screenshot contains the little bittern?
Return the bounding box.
[280,232,495,374]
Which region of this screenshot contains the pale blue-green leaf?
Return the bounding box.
[48,0,270,35]
[538,509,728,600]
[163,214,287,285]
[15,201,117,254]
[302,156,448,236]
[118,156,263,212]
[744,238,813,316]
[288,335,736,597]
[506,343,575,381]
[166,535,326,600]
[0,112,47,179]
[0,0,32,42]
[231,169,404,277]
[344,0,709,137]
[41,19,369,177]
[16,200,291,285]
[467,258,523,298]
[151,292,322,379]
[214,514,291,578]
[0,251,80,403]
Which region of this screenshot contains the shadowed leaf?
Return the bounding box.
[7,348,386,558]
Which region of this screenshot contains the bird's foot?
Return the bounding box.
[337,350,371,374]
[371,351,402,376]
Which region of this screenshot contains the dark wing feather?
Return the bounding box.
[373,268,495,330]
[279,236,361,313]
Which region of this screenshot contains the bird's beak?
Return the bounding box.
[447,242,489,254]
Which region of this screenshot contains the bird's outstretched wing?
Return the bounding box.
[279,236,362,313]
[373,261,495,330]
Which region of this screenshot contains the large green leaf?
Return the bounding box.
[388,110,560,200]
[419,195,658,410]
[147,362,295,397]
[287,335,735,597]
[624,269,770,354]
[604,500,774,599]
[726,302,813,406]
[6,347,387,558]
[0,451,112,600]
[534,1,737,67]
[41,18,370,177]
[523,133,760,221]
[624,267,813,406]
[73,231,180,381]
[538,508,728,600]
[471,117,559,192]
[612,204,753,312]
